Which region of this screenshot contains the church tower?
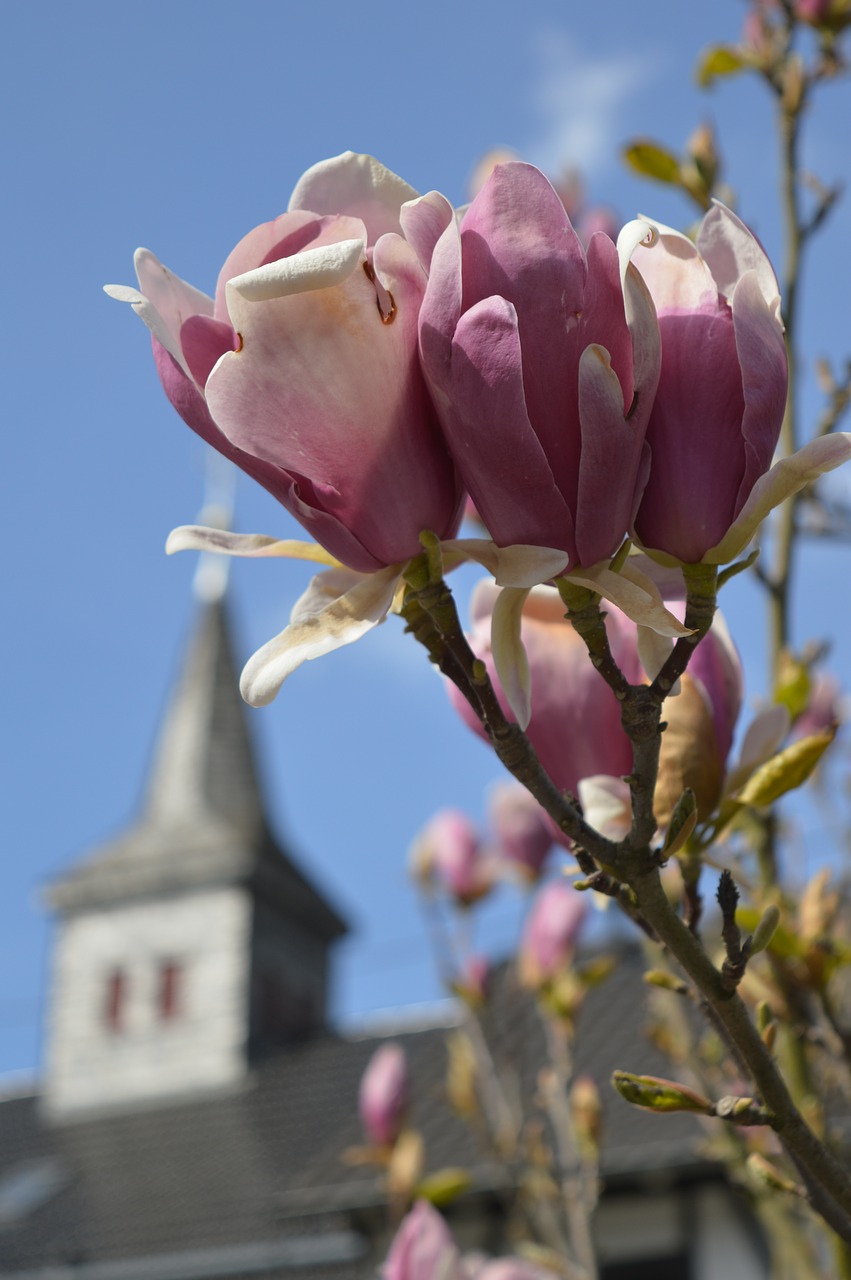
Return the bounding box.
[42,594,347,1119]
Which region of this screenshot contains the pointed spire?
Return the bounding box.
[143,597,265,835]
[46,461,346,943]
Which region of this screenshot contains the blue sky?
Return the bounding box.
[2,0,850,1079]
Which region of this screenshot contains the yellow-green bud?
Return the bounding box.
[749,904,781,956]
[612,1071,712,1114]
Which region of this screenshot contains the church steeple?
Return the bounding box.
[43,588,347,1119]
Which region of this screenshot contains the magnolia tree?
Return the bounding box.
[107,1,851,1275]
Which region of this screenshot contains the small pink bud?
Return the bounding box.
[383,1200,462,1280]
[488,783,554,882]
[792,672,842,741]
[453,954,491,1005]
[359,1042,408,1147]
[411,810,493,907]
[519,882,587,988]
[796,0,832,22]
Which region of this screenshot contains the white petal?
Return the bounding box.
[228,236,365,302]
[616,218,660,287]
[738,704,791,772]
[399,190,455,274]
[288,151,419,241]
[704,434,851,564]
[698,201,780,310]
[577,775,633,841]
[637,627,676,683]
[491,587,533,729]
[105,249,215,376]
[566,564,691,637]
[240,565,401,706]
[166,526,341,565]
[441,538,568,587]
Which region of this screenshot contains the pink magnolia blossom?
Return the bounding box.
[631,205,788,564]
[796,0,832,22]
[472,1264,560,1280]
[792,672,843,740]
[518,881,587,988]
[419,162,661,569]
[450,583,742,827]
[488,783,555,882]
[359,1042,408,1147]
[453,954,491,1005]
[106,153,463,573]
[449,584,641,799]
[383,1202,559,1280]
[411,810,493,907]
[383,1200,462,1280]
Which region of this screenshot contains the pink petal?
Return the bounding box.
[698,202,780,310]
[730,270,788,516]
[399,190,455,275]
[444,295,576,554]
[214,210,324,318]
[287,151,419,243]
[575,342,646,566]
[460,165,587,492]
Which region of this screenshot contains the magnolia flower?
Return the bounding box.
[454,954,491,1004]
[631,203,851,564]
[106,152,463,573]
[518,881,587,988]
[359,1042,408,1147]
[488,782,555,882]
[420,162,661,570]
[791,672,843,741]
[383,1201,559,1280]
[410,810,494,907]
[451,582,742,829]
[448,583,641,796]
[383,1200,462,1280]
[107,154,689,711]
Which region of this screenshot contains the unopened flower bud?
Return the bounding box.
[488,783,555,882]
[781,54,806,113]
[445,1032,479,1120]
[661,788,698,857]
[383,1199,462,1280]
[612,1071,712,1114]
[452,955,491,1006]
[519,882,587,989]
[796,0,832,24]
[570,1075,602,1155]
[643,969,689,995]
[756,1000,778,1049]
[747,1153,803,1197]
[410,810,493,908]
[359,1042,408,1147]
[748,904,781,956]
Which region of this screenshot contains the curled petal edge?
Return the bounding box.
[228,237,365,303]
[441,539,569,587]
[166,525,342,566]
[565,563,692,638]
[240,564,403,707]
[704,434,851,565]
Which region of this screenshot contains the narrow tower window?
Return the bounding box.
[103,967,127,1033]
[158,960,182,1021]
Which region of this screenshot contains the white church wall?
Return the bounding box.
[43,885,252,1117]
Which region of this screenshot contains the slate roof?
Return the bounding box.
[0,948,713,1279]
